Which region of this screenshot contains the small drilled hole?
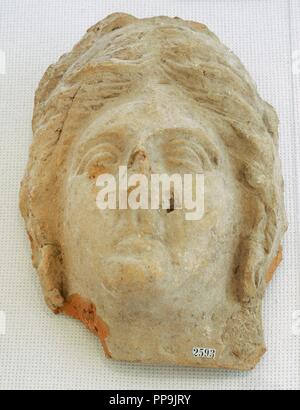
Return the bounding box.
[167,195,175,214]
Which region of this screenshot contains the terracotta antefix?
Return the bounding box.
[20,14,287,370]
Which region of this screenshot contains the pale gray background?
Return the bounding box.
[0,0,299,390]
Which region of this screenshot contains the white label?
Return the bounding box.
[193,347,216,359]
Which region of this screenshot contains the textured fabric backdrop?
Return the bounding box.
[0,0,299,390]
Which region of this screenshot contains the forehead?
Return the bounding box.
[74,87,212,147]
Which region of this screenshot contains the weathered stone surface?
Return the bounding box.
[20,13,287,370]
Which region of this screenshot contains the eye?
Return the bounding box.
[86,152,119,180]
[167,145,205,171]
[166,139,214,172]
[76,143,121,178]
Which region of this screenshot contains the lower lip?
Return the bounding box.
[116,237,161,253]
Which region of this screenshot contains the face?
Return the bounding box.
[63,87,243,317]
[21,14,286,368]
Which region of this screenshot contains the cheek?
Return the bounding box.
[165,173,239,262]
[63,172,240,278]
[204,173,236,231]
[63,178,113,267]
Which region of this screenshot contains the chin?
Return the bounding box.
[100,254,171,293]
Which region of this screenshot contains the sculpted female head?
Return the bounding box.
[20,13,287,369]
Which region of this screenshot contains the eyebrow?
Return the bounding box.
[78,132,123,155]
[73,131,126,174]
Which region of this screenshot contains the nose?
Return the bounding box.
[128,147,151,174]
[124,146,164,235]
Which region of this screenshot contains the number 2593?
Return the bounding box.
[192,347,216,359]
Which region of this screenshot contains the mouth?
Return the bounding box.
[107,234,172,282]
[116,234,163,254]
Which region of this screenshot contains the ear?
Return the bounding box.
[238,215,266,301]
[238,200,284,302]
[37,244,64,313]
[238,243,283,303]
